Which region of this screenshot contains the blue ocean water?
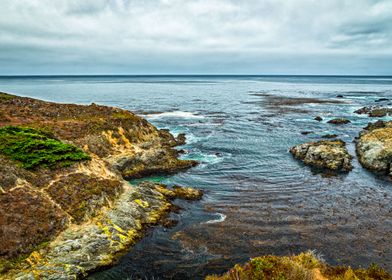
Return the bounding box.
[1,75,391,279]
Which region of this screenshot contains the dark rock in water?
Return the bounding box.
[160,218,179,228]
[369,108,392,117]
[290,139,353,172]
[301,131,313,135]
[314,116,323,121]
[364,120,387,131]
[375,98,389,102]
[322,134,338,139]
[176,133,186,145]
[356,120,392,177]
[354,105,392,117]
[327,118,351,125]
[336,95,344,98]
[354,106,371,115]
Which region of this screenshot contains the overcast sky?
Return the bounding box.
[1,0,392,75]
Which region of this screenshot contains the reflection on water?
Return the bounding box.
[0,76,391,279]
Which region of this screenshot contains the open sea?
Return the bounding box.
[0,75,391,279]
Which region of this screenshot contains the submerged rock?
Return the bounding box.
[327,118,351,125]
[290,139,353,172]
[322,134,338,139]
[356,120,392,176]
[301,131,313,135]
[206,251,391,280]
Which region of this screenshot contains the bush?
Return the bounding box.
[0,126,90,169]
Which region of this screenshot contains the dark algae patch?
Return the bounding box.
[0,126,90,169]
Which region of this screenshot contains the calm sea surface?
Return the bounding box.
[1,76,391,279]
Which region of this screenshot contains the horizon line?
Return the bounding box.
[1,74,392,78]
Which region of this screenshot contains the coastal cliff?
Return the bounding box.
[0,92,200,279]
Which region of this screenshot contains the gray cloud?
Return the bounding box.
[0,0,391,74]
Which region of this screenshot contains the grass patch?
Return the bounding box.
[0,126,90,169]
[0,92,15,100]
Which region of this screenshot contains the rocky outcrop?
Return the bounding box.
[4,182,201,280]
[0,92,196,179]
[327,118,351,125]
[290,140,353,172]
[356,120,392,176]
[354,106,392,117]
[0,92,200,279]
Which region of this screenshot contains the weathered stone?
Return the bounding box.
[290,140,353,172]
[354,105,392,117]
[356,120,392,176]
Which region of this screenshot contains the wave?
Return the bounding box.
[180,151,226,165]
[144,111,204,119]
[204,213,226,224]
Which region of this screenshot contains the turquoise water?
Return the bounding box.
[1,76,391,278]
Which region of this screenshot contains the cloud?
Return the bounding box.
[0,0,391,74]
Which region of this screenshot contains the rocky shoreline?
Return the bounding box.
[290,111,392,178]
[1,92,391,279]
[0,92,201,279]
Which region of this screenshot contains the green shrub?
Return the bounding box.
[0,126,90,169]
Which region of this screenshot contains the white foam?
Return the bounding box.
[204,213,226,224]
[145,111,204,119]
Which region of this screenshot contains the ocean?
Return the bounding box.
[1,75,391,279]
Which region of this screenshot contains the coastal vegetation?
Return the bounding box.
[206,251,391,280]
[0,126,90,169]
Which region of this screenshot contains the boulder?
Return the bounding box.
[356,120,392,176]
[290,140,353,172]
[354,106,392,117]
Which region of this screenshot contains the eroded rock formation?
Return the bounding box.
[356,120,392,177]
[0,92,200,279]
[290,140,353,172]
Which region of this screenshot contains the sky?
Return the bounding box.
[0,0,392,75]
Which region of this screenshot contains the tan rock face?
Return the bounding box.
[356,121,392,176]
[290,140,353,172]
[6,183,202,280]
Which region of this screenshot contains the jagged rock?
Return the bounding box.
[176,133,186,145]
[354,106,392,117]
[290,140,353,172]
[356,120,392,176]
[327,118,351,125]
